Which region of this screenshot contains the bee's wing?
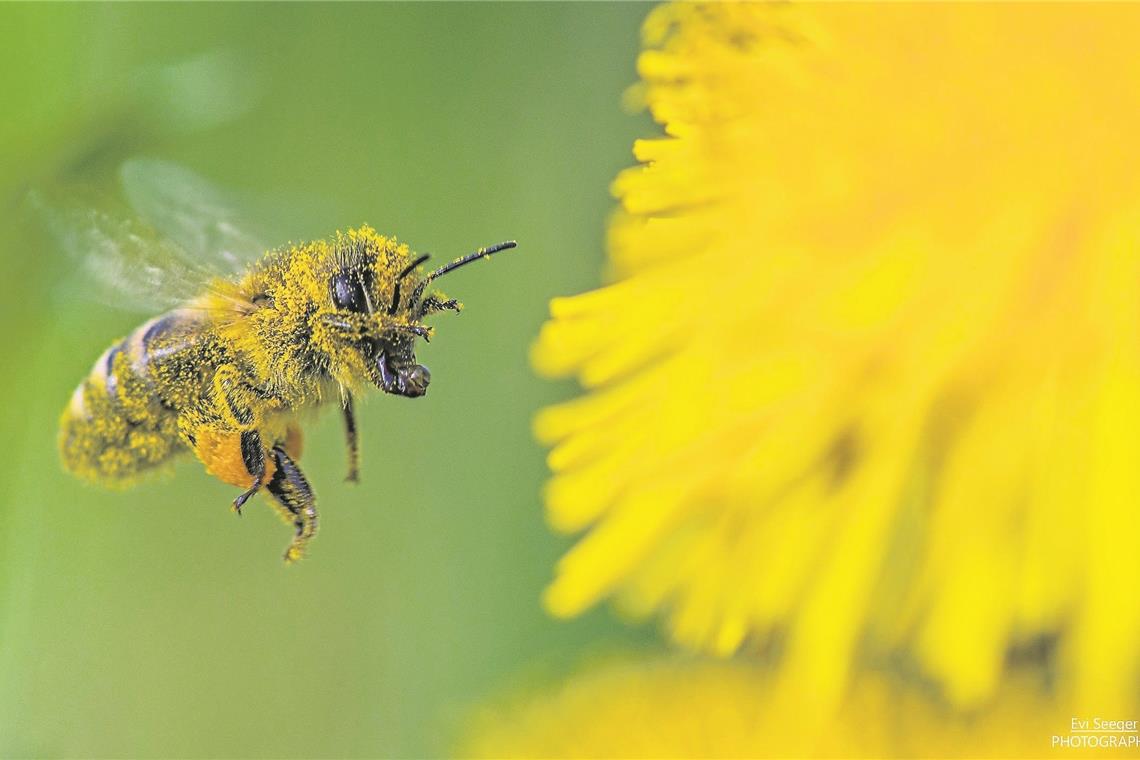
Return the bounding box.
[34,196,232,313]
[34,159,269,314]
[118,158,267,273]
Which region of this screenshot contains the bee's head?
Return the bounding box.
[318,233,517,398]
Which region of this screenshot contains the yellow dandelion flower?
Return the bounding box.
[533,1,1140,715]
[461,658,1095,759]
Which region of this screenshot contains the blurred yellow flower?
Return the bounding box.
[533,0,1140,717]
[462,658,1095,759]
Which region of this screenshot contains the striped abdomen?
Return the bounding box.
[60,310,207,485]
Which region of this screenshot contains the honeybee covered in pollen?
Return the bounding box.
[49,160,518,561]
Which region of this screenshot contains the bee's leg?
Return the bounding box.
[419,295,461,317]
[342,392,360,483]
[232,429,265,515]
[210,364,271,514]
[266,445,318,563]
[213,364,259,430]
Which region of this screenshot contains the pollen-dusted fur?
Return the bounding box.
[59,226,452,562]
[216,226,434,402]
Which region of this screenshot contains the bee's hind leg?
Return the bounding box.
[266,445,318,563]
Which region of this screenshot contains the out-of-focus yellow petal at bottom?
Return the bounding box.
[460,658,1112,759]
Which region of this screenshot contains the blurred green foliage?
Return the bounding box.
[0,4,654,757]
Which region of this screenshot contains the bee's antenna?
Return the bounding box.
[390,254,431,315]
[399,254,432,281]
[424,241,518,283]
[409,241,518,313]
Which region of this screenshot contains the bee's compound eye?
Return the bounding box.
[331,272,368,313]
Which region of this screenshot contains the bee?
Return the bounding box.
[50,160,517,561]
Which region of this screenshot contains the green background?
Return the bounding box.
[0,3,654,757]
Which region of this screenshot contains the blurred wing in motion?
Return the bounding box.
[32,159,269,314]
[119,157,267,271]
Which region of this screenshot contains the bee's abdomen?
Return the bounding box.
[60,311,202,485]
